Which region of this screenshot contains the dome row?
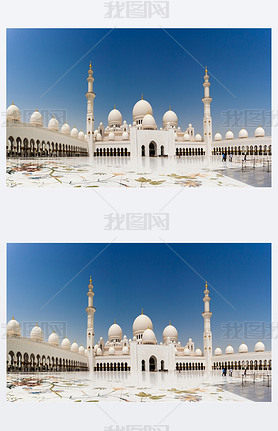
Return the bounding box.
[6,104,86,141]
[214,127,265,141]
[214,341,265,356]
[7,318,86,355]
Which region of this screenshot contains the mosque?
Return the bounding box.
[7,277,271,373]
[6,63,271,159]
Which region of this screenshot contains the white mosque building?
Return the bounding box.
[6,63,271,159]
[7,277,271,373]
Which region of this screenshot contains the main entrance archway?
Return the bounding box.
[149,356,157,371]
[149,141,157,157]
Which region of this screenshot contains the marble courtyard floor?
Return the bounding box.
[6,156,271,188]
[6,371,270,402]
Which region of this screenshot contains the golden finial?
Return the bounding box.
[36,322,38,326]
[89,276,92,283]
[141,308,143,315]
[205,66,208,74]
[141,93,143,100]
[114,319,116,324]
[89,61,92,69]
[52,114,55,118]
[169,320,171,325]
[52,330,55,333]
[169,105,171,111]
[114,104,116,109]
[205,281,208,288]
[36,108,38,112]
[12,315,14,320]
[12,101,14,105]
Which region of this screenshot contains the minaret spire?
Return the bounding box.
[86,275,96,371]
[202,68,212,156]
[85,61,96,157]
[202,281,212,370]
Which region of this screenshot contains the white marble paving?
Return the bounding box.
[7,371,251,402]
[6,156,254,188]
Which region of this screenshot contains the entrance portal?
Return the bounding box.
[149,142,157,157]
[149,356,157,372]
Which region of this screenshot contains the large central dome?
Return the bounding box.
[133,312,153,336]
[132,98,153,122]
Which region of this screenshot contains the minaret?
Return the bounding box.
[202,67,212,156]
[86,276,96,371]
[85,61,95,156]
[202,281,212,371]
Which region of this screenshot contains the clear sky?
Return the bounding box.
[7,243,271,352]
[7,28,271,137]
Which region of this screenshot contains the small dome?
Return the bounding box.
[174,132,178,140]
[183,347,190,355]
[255,126,265,137]
[61,122,71,135]
[142,328,156,345]
[195,133,202,142]
[30,324,43,342]
[183,132,190,141]
[133,313,153,336]
[214,132,222,141]
[163,324,178,343]
[96,132,102,141]
[122,131,129,140]
[108,108,122,126]
[122,346,129,355]
[225,345,234,355]
[85,349,88,356]
[108,323,123,342]
[78,130,85,140]
[61,337,71,350]
[94,129,98,137]
[108,346,115,356]
[7,317,21,337]
[255,340,265,352]
[79,345,85,355]
[48,331,59,346]
[71,127,79,138]
[239,342,248,353]
[195,348,202,356]
[6,103,21,122]
[142,113,157,130]
[163,109,178,128]
[30,110,43,126]
[239,128,248,139]
[133,99,153,121]
[96,347,102,356]
[214,347,222,356]
[71,341,79,352]
[174,347,178,355]
[133,336,137,341]
[108,132,115,141]
[225,130,234,140]
[48,116,59,131]
[94,344,99,353]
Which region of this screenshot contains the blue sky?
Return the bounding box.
[7,243,271,352]
[7,29,271,136]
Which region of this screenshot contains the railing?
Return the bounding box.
[241,157,272,172]
[240,371,272,387]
